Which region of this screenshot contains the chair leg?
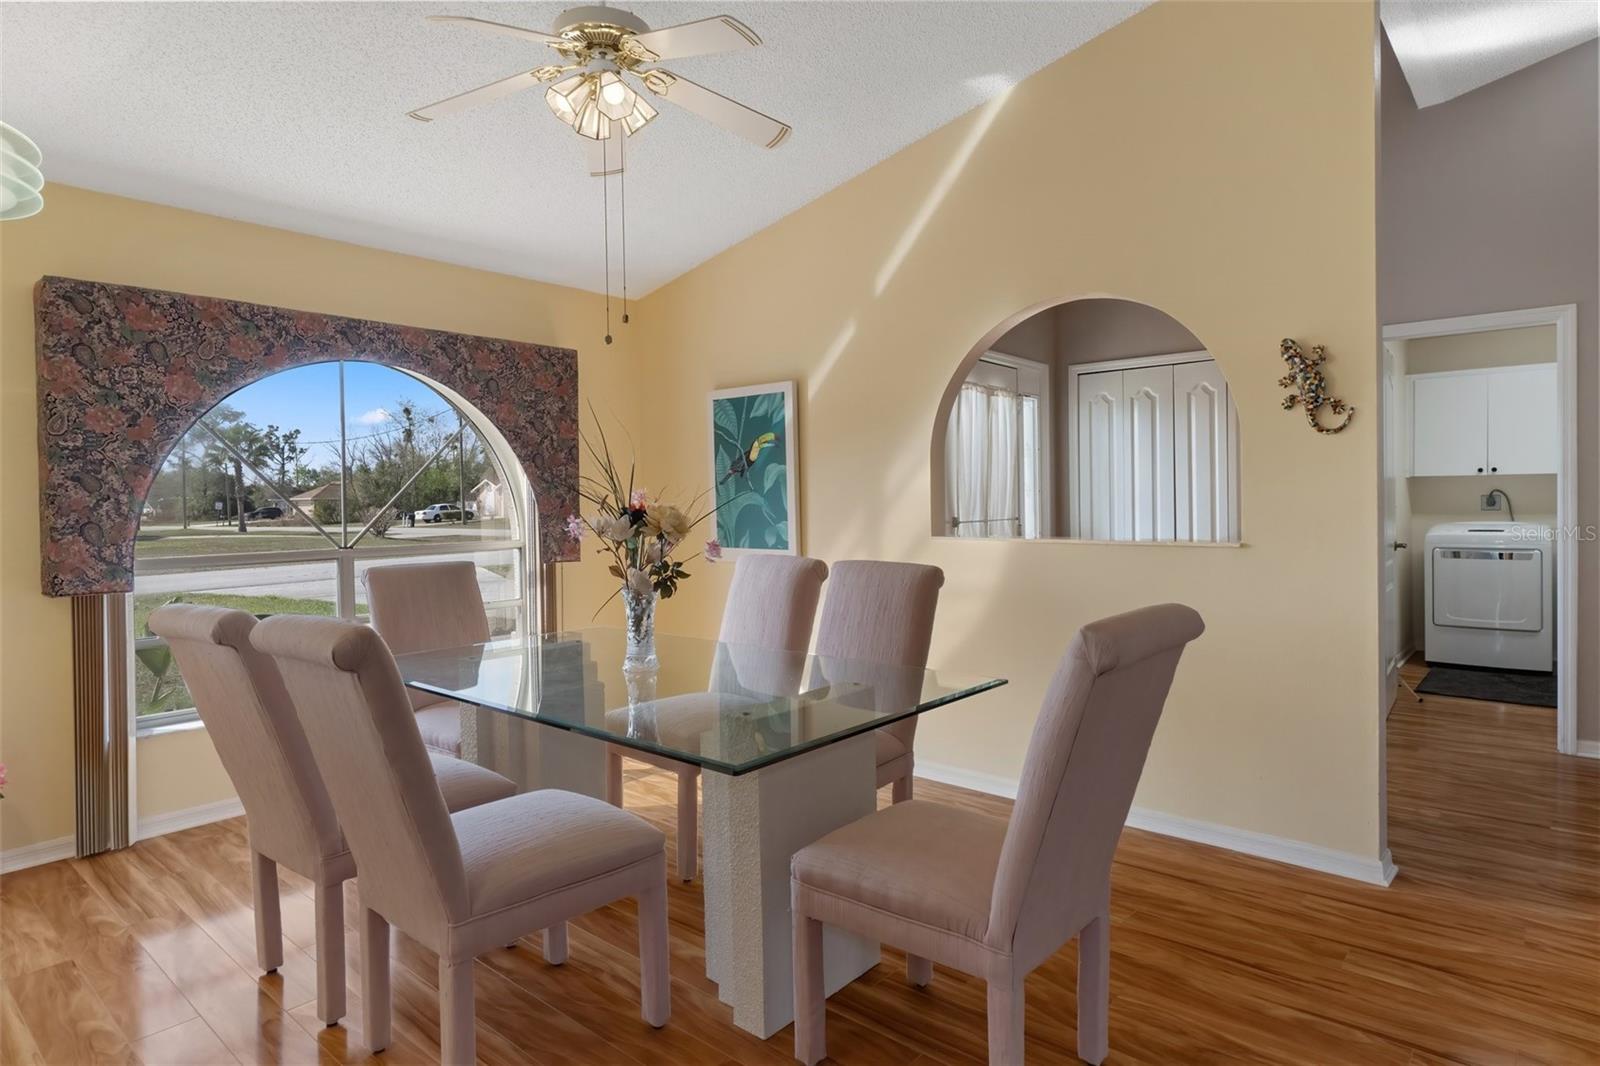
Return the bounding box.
[250,851,283,973]
[606,747,624,807]
[637,880,671,1028]
[906,953,933,988]
[677,767,698,882]
[543,922,569,965]
[314,880,346,1025]
[439,957,476,1066]
[793,905,826,1066]
[1078,911,1110,1065]
[360,905,391,1053]
[987,964,1025,1066]
[891,770,913,804]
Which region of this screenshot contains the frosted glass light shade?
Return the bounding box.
[0,122,43,221]
[595,72,637,120]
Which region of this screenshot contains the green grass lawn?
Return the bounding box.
[136,525,332,558]
[133,591,337,717]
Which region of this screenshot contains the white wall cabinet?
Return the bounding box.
[1409,364,1556,476]
[1071,354,1237,542]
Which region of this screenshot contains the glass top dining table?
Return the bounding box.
[394,627,1006,777]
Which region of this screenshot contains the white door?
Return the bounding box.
[1122,366,1174,541]
[1381,345,1402,707]
[1173,360,1232,542]
[1076,371,1123,539]
[1486,364,1558,475]
[1410,373,1488,475]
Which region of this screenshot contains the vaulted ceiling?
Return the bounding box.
[0,1,1149,294]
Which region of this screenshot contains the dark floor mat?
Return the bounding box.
[1415,665,1557,707]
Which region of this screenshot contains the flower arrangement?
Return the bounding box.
[567,412,721,656]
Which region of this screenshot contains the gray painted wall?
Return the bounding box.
[1380,33,1599,742]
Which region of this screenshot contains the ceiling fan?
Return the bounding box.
[408,5,791,175]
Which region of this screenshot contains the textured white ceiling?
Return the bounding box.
[0,1,1146,294]
[1383,0,1599,108]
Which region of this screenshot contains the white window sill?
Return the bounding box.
[136,717,206,740]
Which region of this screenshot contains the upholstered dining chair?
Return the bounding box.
[812,560,944,803]
[252,615,671,1064]
[790,603,1205,1066]
[364,560,491,755]
[605,554,829,881]
[146,604,518,1029]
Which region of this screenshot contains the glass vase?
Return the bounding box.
[622,584,658,665]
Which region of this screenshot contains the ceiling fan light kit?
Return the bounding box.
[409,5,790,342]
[0,121,45,221]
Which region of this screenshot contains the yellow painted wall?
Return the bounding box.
[3,1,1384,864]
[630,1,1384,857]
[0,184,638,851]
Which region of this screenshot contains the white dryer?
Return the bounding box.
[1424,522,1553,672]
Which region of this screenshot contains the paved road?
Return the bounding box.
[134,559,520,606]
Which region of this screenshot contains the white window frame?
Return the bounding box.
[946,350,1053,538]
[132,362,539,735]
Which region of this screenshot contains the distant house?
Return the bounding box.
[471,478,503,519]
[289,482,342,510]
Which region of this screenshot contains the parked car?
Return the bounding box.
[413,503,474,523]
[245,505,284,520]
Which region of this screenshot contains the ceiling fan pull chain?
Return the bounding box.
[602,132,612,345]
[620,133,630,326]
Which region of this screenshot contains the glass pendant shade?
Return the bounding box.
[0,122,44,221]
[595,71,637,121]
[619,94,658,135]
[545,74,593,127]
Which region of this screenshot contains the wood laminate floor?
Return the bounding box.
[2,662,1596,1064]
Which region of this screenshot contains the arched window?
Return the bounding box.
[133,361,535,726]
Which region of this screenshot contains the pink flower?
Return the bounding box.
[630,489,649,509]
[565,514,587,540]
[0,762,8,795]
[704,539,723,562]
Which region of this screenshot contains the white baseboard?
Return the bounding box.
[0,835,76,874]
[136,797,244,842]
[1575,740,1600,759]
[916,761,1398,887]
[0,797,244,876]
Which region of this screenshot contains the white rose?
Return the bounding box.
[642,539,665,565]
[626,568,655,596]
[597,513,634,542]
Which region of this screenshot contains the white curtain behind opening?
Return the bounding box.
[946,382,1020,538]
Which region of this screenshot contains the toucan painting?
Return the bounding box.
[719,431,779,485]
[710,384,795,552]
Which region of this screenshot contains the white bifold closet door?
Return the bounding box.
[1075,357,1236,542]
[1173,360,1235,541]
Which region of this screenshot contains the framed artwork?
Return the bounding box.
[709,381,798,556]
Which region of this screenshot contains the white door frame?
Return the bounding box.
[1381,304,1579,756]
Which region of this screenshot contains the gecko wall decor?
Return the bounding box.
[1278,337,1355,435]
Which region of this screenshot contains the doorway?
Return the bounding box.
[1380,305,1579,754]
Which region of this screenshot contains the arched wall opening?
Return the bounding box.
[930,295,1242,543]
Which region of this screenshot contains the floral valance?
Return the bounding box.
[35,276,579,596]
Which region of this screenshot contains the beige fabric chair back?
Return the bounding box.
[147,604,339,872]
[252,615,470,932]
[813,561,944,745]
[987,603,1204,958]
[708,555,828,696]
[718,555,829,650]
[364,561,491,709]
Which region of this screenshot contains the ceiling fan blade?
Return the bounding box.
[622,16,760,62]
[588,136,626,178]
[641,71,790,148]
[425,15,564,46]
[407,67,551,122]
